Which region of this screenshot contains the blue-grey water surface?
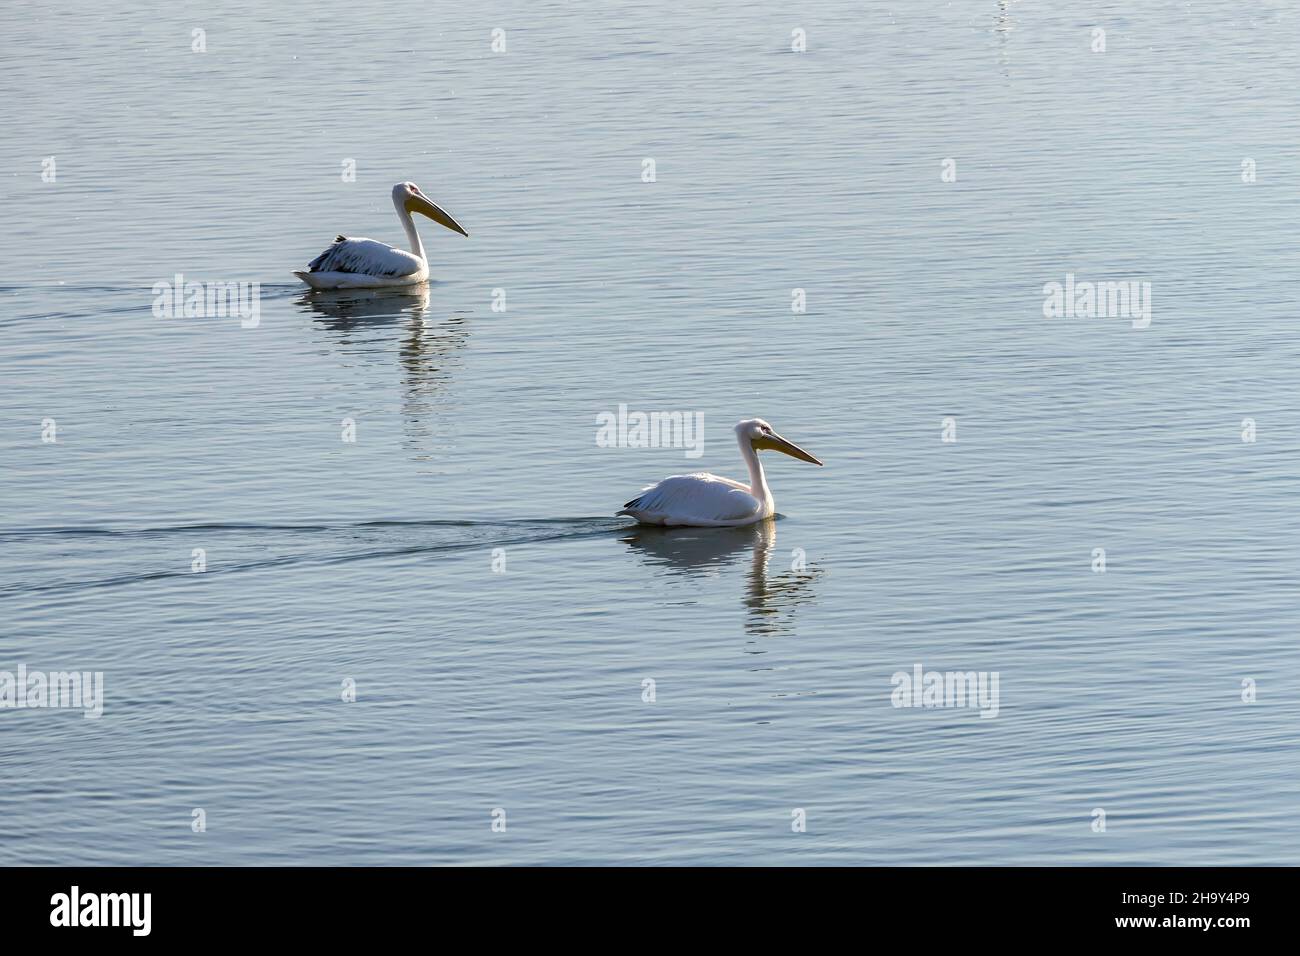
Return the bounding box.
[2,1,1299,864]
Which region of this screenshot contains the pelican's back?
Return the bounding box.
[618,473,763,527]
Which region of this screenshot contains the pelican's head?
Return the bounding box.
[392,182,469,237]
[736,418,822,465]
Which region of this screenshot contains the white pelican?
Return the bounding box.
[617,418,822,527]
[294,182,467,290]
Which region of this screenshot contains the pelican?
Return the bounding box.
[617,418,822,527]
[294,182,467,290]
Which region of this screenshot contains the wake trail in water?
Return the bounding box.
[0,517,630,598]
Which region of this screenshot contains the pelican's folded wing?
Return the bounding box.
[306,237,422,276]
[619,474,762,522]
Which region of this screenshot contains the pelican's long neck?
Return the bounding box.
[395,196,426,262]
[739,434,770,502]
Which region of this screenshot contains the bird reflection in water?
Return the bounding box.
[994,0,1015,76]
[298,286,471,461]
[298,284,432,332]
[621,519,822,637]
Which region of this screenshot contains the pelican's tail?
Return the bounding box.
[294,270,336,290]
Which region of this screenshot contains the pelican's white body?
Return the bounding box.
[295,183,464,290]
[619,472,771,527]
[618,419,817,527]
[297,239,428,290]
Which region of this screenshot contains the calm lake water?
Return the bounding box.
[3,1,1299,865]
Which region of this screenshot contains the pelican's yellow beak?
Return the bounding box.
[753,431,822,465]
[406,194,469,237]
